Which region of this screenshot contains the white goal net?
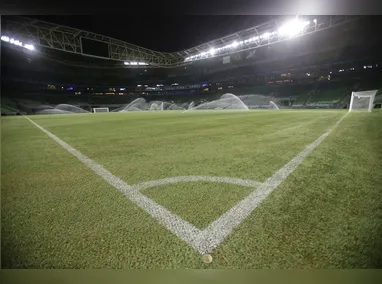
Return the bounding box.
[349,90,378,112]
[93,107,110,113]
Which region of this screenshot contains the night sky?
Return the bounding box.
[29,16,271,52]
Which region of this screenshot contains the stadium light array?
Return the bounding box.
[277,19,310,37]
[124,61,149,66]
[1,35,35,50]
[184,17,312,62]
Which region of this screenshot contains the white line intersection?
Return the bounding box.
[24,113,348,255]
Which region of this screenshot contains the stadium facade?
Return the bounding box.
[1,16,382,115]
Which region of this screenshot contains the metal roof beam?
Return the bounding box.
[1,15,361,68]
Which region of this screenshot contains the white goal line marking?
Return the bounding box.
[24,113,348,255]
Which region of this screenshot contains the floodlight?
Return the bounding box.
[313,19,317,24]
[2,35,36,51]
[24,44,34,50]
[209,48,216,55]
[261,32,270,39]
[231,41,239,48]
[1,35,10,42]
[278,19,310,37]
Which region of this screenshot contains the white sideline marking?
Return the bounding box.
[24,113,348,255]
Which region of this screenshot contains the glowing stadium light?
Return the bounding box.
[124,61,148,65]
[261,32,270,39]
[120,88,125,91]
[1,35,10,42]
[277,19,310,37]
[1,35,35,51]
[313,19,317,24]
[183,17,311,63]
[24,44,34,50]
[10,38,22,46]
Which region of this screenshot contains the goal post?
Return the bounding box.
[349,90,378,112]
[93,107,110,113]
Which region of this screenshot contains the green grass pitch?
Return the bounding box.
[1,110,382,268]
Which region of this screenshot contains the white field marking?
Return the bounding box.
[24,113,348,255]
[23,116,203,252]
[132,176,263,191]
[194,112,349,253]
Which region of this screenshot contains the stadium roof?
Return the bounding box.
[1,15,362,68]
[24,16,271,52]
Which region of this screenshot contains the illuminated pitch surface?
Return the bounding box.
[2,110,381,268]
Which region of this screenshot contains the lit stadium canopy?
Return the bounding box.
[1,15,360,68]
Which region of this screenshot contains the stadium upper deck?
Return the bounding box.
[1,15,371,68]
[1,16,382,96]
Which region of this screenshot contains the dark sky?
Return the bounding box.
[29,16,271,52]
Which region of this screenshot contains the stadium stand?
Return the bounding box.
[309,81,352,105]
[2,16,382,114]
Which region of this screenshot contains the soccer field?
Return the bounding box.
[1,110,382,268]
